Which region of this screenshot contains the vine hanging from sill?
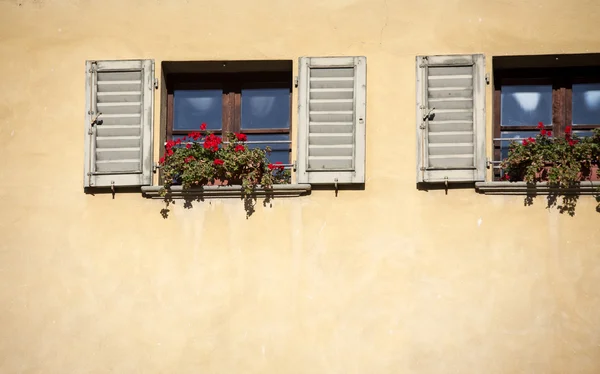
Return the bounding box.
[159,122,291,217]
[500,122,600,215]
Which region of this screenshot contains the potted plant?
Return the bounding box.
[159,123,290,197]
[501,123,600,187]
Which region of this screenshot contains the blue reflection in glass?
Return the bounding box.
[500,131,540,160]
[501,85,552,126]
[241,88,290,130]
[174,90,222,130]
[170,133,290,163]
[573,130,594,138]
[246,134,290,164]
[573,83,600,125]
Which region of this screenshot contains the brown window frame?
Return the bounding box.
[492,66,600,180]
[165,71,293,162]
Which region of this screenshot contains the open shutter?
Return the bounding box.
[297,56,366,184]
[84,59,154,188]
[416,54,486,183]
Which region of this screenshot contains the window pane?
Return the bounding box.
[174,90,222,131]
[500,131,540,160]
[573,130,594,138]
[501,85,552,126]
[572,83,600,125]
[241,88,290,130]
[246,134,290,164]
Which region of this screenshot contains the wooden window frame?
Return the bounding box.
[165,71,293,161]
[492,67,600,180]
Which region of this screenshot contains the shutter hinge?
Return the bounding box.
[419,56,428,68]
[294,76,298,88]
[485,73,490,85]
[154,78,159,89]
[292,160,297,172]
[420,166,426,171]
[153,163,161,173]
[486,157,491,169]
[88,61,97,73]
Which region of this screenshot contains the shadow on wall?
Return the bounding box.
[416,182,476,195]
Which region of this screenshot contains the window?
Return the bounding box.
[492,54,600,180]
[163,61,292,165]
[84,58,367,190]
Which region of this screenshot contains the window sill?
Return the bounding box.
[141,184,311,199]
[475,181,600,195]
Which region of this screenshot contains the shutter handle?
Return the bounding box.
[423,107,435,121]
[91,112,103,127]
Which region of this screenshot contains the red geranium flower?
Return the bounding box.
[213,159,224,166]
[527,137,535,144]
[275,161,284,171]
[565,125,572,135]
[186,143,192,149]
[267,163,275,170]
[236,133,247,142]
[547,131,552,137]
[540,129,547,136]
[522,139,529,146]
[159,157,165,164]
[503,173,510,181]
[203,134,222,152]
[537,122,545,129]
[200,123,207,131]
[235,145,245,152]
[184,156,195,163]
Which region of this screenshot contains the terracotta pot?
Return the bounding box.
[580,164,600,181]
[533,164,599,182]
[205,178,230,186]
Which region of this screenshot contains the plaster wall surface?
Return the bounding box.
[1,0,600,372]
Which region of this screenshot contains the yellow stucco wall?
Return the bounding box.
[1,0,600,372]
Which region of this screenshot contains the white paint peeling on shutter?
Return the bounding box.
[416,54,486,183]
[84,59,154,188]
[297,56,366,184]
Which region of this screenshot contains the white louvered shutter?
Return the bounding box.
[416,54,486,183]
[297,56,366,184]
[84,60,154,188]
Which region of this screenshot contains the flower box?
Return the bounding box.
[158,123,291,215]
[502,123,600,187]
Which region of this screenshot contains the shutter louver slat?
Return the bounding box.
[416,54,486,183]
[297,56,366,184]
[84,59,154,188]
[308,66,355,171]
[427,65,474,169]
[95,70,143,174]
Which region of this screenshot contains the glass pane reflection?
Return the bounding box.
[174,90,222,130]
[501,85,552,126]
[246,134,290,164]
[573,83,600,125]
[241,88,290,129]
[500,131,540,160]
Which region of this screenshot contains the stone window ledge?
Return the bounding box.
[475,181,600,195]
[141,184,311,199]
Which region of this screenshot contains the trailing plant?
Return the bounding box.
[501,123,600,187]
[159,123,291,197]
